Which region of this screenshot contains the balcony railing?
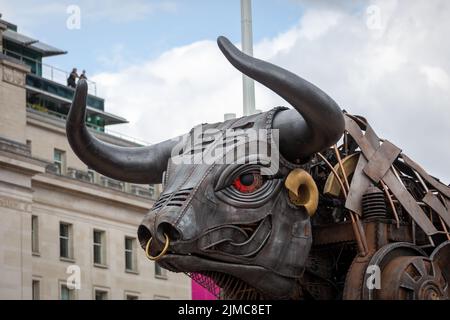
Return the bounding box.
[100,175,124,191]
[27,103,105,132]
[2,48,98,96]
[46,164,157,200]
[26,105,150,145]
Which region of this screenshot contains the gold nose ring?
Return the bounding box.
[145,233,170,261]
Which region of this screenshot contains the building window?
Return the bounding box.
[59,222,73,259]
[32,280,40,300]
[125,294,139,300]
[93,230,106,265]
[155,263,167,279]
[60,283,75,300]
[26,139,32,153]
[53,149,66,175]
[94,289,108,300]
[31,215,39,254]
[154,295,170,300]
[125,237,137,272]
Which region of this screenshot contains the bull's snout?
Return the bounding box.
[156,221,182,242]
[137,209,184,260]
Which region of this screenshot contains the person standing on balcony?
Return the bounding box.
[67,68,78,88]
[79,70,87,81]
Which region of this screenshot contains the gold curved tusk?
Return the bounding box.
[145,233,170,261]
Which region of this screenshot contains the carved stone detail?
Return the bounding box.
[2,64,26,87]
[0,195,32,212]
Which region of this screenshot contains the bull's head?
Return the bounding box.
[66,36,344,299]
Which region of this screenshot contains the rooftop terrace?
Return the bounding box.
[1,20,129,131]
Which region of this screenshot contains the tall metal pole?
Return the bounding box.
[241,0,255,116]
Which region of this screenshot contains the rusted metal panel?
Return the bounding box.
[363,140,401,184]
[344,115,438,236]
[344,116,376,216]
[402,154,450,199]
[382,173,438,235]
[388,224,413,242]
[346,153,370,216]
[363,221,389,251]
[423,191,450,228]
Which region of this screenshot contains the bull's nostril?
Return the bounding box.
[137,225,152,249]
[157,222,182,242]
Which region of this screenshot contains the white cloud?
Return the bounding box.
[420,66,450,92]
[94,40,243,140]
[93,0,450,183]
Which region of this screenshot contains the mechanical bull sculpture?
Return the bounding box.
[66,36,450,300]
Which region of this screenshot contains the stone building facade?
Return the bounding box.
[0,18,191,300]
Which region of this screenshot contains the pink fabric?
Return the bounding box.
[191,279,217,300]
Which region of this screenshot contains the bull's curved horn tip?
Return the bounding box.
[76,79,88,92]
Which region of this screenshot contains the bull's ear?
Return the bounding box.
[217,36,344,161]
[284,169,319,216]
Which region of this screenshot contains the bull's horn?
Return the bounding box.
[217,36,344,162]
[66,80,176,184]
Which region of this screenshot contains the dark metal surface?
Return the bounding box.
[362,185,387,219]
[312,221,355,246]
[138,108,313,299]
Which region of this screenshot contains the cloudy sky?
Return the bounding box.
[1,0,449,183]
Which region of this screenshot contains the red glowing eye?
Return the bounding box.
[232,172,264,193]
